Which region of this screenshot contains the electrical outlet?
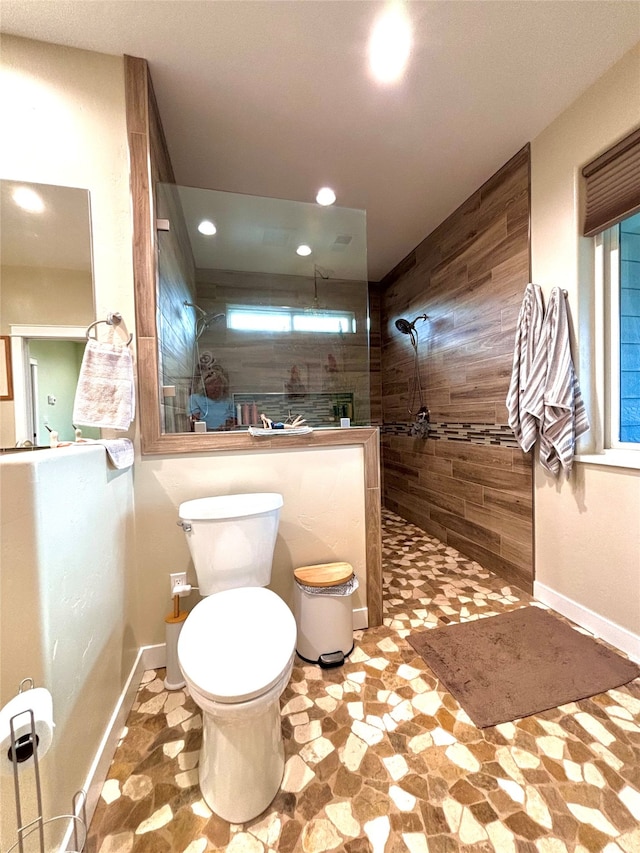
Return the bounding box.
[170,571,187,595]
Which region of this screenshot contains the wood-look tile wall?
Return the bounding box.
[380,146,533,591]
[368,281,383,427]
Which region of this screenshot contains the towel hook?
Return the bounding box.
[85,312,133,346]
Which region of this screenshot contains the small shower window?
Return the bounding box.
[227,304,355,334]
[227,306,292,332]
[293,312,355,334]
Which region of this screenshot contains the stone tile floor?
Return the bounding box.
[87,510,640,853]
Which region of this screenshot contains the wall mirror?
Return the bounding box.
[155,184,370,435]
[0,180,95,446]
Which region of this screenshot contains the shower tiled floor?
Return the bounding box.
[87,510,640,853]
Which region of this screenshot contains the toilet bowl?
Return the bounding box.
[176,493,295,823]
[178,587,296,823]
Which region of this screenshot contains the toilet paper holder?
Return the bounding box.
[5,678,87,853]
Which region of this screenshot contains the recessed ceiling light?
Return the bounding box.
[13,186,44,213]
[369,4,412,84]
[296,244,312,256]
[316,187,336,206]
[198,220,217,236]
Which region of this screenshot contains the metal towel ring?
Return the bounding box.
[85,312,133,346]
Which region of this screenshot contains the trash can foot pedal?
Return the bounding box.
[319,650,345,668]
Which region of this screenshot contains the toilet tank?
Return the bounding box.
[178,493,283,595]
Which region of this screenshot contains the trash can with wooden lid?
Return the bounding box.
[293,561,359,667]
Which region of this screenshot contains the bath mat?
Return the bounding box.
[407,606,640,728]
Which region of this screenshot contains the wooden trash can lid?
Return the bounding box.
[294,561,353,588]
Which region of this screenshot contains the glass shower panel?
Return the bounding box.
[155,183,369,434]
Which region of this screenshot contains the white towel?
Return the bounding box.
[524,287,589,478]
[247,425,313,437]
[97,439,134,470]
[72,339,135,430]
[506,283,545,451]
[73,438,134,470]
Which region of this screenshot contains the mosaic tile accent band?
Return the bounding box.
[382,421,520,448]
[87,509,640,853]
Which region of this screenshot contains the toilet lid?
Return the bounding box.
[178,587,296,703]
[294,561,353,587]
[179,493,283,521]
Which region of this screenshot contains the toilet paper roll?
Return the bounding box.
[0,687,55,776]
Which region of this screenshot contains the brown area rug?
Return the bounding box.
[407,606,640,728]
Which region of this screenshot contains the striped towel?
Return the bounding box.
[524,287,589,477]
[506,283,545,451]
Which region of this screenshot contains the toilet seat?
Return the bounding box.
[178,587,296,704]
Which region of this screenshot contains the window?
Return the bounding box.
[599,211,640,447]
[582,126,640,458]
[619,214,640,443]
[227,304,356,334]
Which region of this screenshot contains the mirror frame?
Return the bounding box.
[0,336,13,401]
[124,55,382,625]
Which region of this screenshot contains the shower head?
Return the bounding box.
[395,314,428,335]
[200,312,225,329]
[196,312,225,339]
[184,302,225,338]
[395,318,413,335]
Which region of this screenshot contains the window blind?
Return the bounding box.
[582,127,640,237]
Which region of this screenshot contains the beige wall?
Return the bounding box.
[0,447,135,846]
[1,266,93,334]
[0,35,136,843]
[134,447,367,646]
[531,43,640,653]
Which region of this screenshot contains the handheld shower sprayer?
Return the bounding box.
[394,313,430,436]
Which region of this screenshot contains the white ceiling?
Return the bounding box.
[2,1,639,281]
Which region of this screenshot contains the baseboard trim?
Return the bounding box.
[141,643,167,670]
[78,648,146,832]
[534,581,640,663]
[353,606,368,631]
[76,642,171,832]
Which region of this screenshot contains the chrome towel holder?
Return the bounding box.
[85,312,132,346]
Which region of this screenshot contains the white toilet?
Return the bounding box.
[176,493,296,824]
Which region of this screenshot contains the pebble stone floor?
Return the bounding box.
[87,509,640,853]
